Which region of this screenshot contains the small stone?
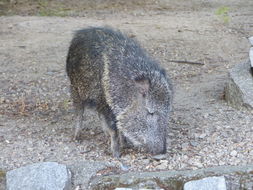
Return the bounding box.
[156,162,167,170]
[182,143,189,150]
[194,162,203,168]
[142,159,150,165]
[119,162,130,171]
[219,160,226,165]
[230,150,237,157]
[74,185,81,190]
[122,155,131,161]
[199,134,206,139]
[160,160,169,164]
[184,176,226,190]
[216,151,224,157]
[46,71,54,75]
[249,150,253,156]
[152,154,167,161]
[0,97,5,104]
[190,141,198,147]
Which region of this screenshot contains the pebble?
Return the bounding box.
[156,162,168,170]
[216,151,224,157]
[142,159,150,165]
[190,141,198,147]
[181,143,189,150]
[119,162,130,171]
[199,133,207,139]
[0,97,5,104]
[194,162,203,168]
[230,150,237,157]
[152,154,167,161]
[122,155,131,161]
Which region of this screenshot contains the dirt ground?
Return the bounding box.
[0,0,253,172]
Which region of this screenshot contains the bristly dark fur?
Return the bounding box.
[66,27,173,157]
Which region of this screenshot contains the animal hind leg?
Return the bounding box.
[70,85,85,141]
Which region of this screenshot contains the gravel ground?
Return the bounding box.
[0,0,253,172]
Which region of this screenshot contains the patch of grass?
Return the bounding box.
[36,0,70,17]
[0,0,10,15]
[61,98,71,110]
[38,7,70,17]
[0,0,71,16]
[0,0,157,16]
[0,170,6,178]
[215,6,230,23]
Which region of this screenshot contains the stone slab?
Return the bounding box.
[67,161,115,190]
[225,61,253,110]
[6,162,71,190]
[90,164,253,190]
[184,176,226,190]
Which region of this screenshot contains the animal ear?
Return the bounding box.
[160,68,166,77]
[135,78,150,97]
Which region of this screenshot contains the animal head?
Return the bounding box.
[117,70,172,155]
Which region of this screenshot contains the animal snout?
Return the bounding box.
[147,140,166,155]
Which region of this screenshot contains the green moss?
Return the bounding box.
[215,6,230,23]
[0,170,6,178]
[38,7,70,17]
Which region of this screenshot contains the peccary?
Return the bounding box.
[66,27,173,157]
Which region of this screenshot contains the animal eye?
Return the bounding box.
[147,108,155,116]
[148,112,154,116]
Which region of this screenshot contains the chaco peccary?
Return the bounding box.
[66,27,173,157]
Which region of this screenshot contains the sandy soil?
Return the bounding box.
[0,0,253,172]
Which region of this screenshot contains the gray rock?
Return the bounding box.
[225,61,253,110]
[249,47,253,69]
[249,36,253,46]
[67,161,115,190]
[90,164,253,190]
[184,176,226,190]
[152,154,167,161]
[6,162,71,190]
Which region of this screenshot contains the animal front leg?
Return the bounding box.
[73,106,84,141]
[110,130,120,158]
